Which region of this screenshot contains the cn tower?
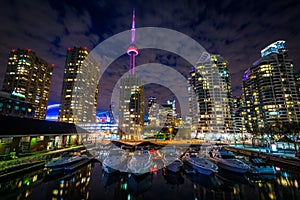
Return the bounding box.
[127,10,139,75]
[119,10,144,137]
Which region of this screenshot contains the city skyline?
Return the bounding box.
[0,0,299,111]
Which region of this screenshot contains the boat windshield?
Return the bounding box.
[220,154,236,159]
[109,149,122,155]
[250,157,269,166]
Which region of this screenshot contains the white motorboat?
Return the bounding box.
[102,147,128,173]
[207,147,249,174]
[162,148,183,173]
[182,150,218,175]
[127,149,153,175]
[45,149,88,171]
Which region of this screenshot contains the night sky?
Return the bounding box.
[0,0,299,112]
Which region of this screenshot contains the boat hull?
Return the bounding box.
[183,159,215,175]
[247,157,276,176]
[127,151,153,175]
[207,148,249,174]
[182,155,218,176]
[45,157,86,170]
[101,156,127,173]
[46,157,90,173]
[211,158,249,174]
[248,165,276,179]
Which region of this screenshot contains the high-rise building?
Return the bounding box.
[233,96,247,135]
[58,47,99,123]
[119,11,144,138]
[242,40,300,132]
[295,72,300,95]
[147,96,157,125]
[158,100,178,127]
[148,102,158,126]
[2,49,53,119]
[188,54,234,136]
[148,99,179,127]
[119,78,144,135]
[148,97,156,111]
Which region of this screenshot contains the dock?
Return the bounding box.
[225,145,300,169]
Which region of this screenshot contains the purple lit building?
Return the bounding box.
[242,40,300,132]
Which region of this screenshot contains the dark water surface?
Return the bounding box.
[1,160,299,200]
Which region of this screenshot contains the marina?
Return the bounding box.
[1,142,300,199]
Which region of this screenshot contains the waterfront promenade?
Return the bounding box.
[0,145,87,179]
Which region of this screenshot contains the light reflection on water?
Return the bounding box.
[0,161,299,200]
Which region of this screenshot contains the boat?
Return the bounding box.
[207,147,249,174]
[161,148,183,173]
[149,149,162,161]
[127,149,153,175]
[181,149,218,175]
[245,156,276,177]
[165,159,184,173]
[45,149,89,172]
[102,147,128,173]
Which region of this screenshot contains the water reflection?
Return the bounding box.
[0,161,299,200]
[0,168,46,200]
[38,163,92,200]
[101,170,121,187]
[162,168,184,186]
[127,173,153,196]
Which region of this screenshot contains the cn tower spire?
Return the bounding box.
[131,9,136,43]
[127,9,139,75]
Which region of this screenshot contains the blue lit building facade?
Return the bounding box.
[0,91,35,118]
[242,40,300,133]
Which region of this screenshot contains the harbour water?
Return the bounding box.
[1,159,299,200]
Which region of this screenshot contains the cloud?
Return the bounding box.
[0,0,299,109]
[0,0,101,103]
